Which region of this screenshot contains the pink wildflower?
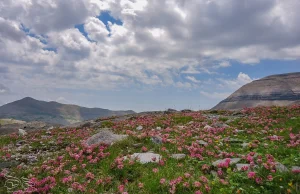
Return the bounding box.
[152,168,158,173]
[248,171,256,179]
[160,178,166,184]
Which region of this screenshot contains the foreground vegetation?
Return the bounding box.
[0,106,299,193]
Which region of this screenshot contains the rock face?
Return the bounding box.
[212,72,300,110]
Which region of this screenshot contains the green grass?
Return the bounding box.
[0,106,300,194]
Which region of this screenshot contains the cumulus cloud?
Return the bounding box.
[0,0,299,93]
[219,72,254,90]
[200,91,231,100]
[0,84,10,94]
[186,76,201,83]
[218,61,231,68]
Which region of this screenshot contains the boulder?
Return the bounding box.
[197,140,208,146]
[132,143,143,148]
[164,109,177,114]
[214,123,230,128]
[212,158,241,167]
[241,142,250,148]
[223,137,244,144]
[85,129,127,146]
[0,161,20,169]
[18,129,27,136]
[151,136,163,144]
[275,162,289,172]
[291,166,300,172]
[127,153,161,164]
[236,164,251,171]
[204,125,213,130]
[171,154,186,160]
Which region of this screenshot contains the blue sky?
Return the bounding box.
[0,0,299,111]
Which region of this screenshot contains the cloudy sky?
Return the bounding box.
[0,0,299,111]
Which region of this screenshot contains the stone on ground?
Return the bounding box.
[204,125,213,130]
[18,129,27,136]
[212,158,241,167]
[171,154,186,160]
[151,136,163,144]
[128,153,161,164]
[197,140,208,146]
[275,162,289,172]
[236,164,251,171]
[85,129,127,146]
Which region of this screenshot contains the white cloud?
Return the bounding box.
[85,17,109,42]
[186,76,201,83]
[175,82,192,88]
[200,91,231,99]
[218,61,231,68]
[0,83,10,94]
[219,72,253,90]
[0,0,299,95]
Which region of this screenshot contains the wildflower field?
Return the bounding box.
[0,106,299,194]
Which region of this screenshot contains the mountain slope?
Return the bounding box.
[212,72,300,110]
[0,97,135,125]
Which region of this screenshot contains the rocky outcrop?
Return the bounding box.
[213,72,300,110]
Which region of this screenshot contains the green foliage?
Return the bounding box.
[172,116,193,124]
[101,120,114,128]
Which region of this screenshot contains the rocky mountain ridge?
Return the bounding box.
[213,72,300,110]
[0,97,135,125]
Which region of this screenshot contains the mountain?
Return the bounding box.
[212,72,300,110]
[0,97,135,125]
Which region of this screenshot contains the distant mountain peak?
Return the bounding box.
[0,97,135,125]
[212,72,300,110]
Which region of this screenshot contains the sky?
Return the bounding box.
[0,0,299,112]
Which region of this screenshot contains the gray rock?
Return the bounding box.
[204,125,213,130]
[241,142,249,148]
[234,129,245,133]
[132,143,143,148]
[236,164,251,171]
[18,129,27,136]
[28,155,38,163]
[225,119,233,124]
[151,136,163,144]
[85,129,127,146]
[181,109,192,113]
[210,170,218,177]
[223,137,244,143]
[214,123,230,128]
[197,140,208,146]
[178,126,185,130]
[0,161,20,169]
[16,140,26,147]
[171,154,186,160]
[136,125,143,130]
[127,153,162,164]
[291,166,300,172]
[212,158,241,167]
[275,162,289,172]
[164,109,177,114]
